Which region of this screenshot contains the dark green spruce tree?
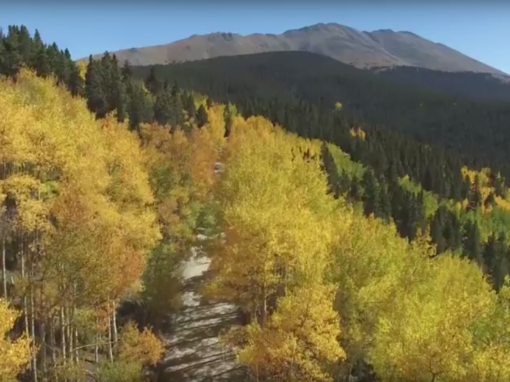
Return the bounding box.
[196,104,208,128]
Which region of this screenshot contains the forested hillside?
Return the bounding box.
[3,25,510,382]
[132,52,510,180]
[131,51,510,289]
[370,66,510,102]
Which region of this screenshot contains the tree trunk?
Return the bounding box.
[30,285,38,382]
[21,242,29,338]
[107,313,113,362]
[94,331,99,364]
[41,321,47,382]
[112,303,118,352]
[60,306,66,364]
[74,327,79,362]
[50,318,56,363]
[67,307,73,364]
[2,237,7,299]
[50,319,58,382]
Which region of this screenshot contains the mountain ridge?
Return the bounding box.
[82,22,506,75]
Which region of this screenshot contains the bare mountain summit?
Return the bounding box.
[84,23,504,74]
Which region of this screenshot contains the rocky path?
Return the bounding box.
[157,243,245,382]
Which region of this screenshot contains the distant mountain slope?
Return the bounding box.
[370,66,510,101]
[84,23,505,75]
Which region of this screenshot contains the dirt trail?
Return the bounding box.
[158,243,245,382]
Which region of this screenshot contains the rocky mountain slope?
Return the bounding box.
[84,23,505,74]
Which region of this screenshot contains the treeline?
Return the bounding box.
[0,25,208,132]
[83,56,208,131]
[0,25,82,95]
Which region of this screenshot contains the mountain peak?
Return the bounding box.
[284,22,350,34]
[83,23,505,75]
[373,28,395,33]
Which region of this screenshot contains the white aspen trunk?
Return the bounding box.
[2,237,6,299]
[94,331,99,364]
[67,307,73,363]
[74,327,79,362]
[21,242,29,338]
[107,312,113,362]
[30,283,38,382]
[1,162,6,299]
[60,307,66,364]
[50,318,56,364]
[41,321,47,382]
[112,302,118,351]
[72,282,78,362]
[50,319,58,382]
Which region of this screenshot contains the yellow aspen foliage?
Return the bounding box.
[140,122,218,246]
[369,255,495,382]
[234,284,345,382]
[330,204,510,381]
[0,69,160,370]
[139,120,219,323]
[349,127,366,140]
[207,114,345,380]
[332,214,412,365]
[0,299,33,382]
[464,278,510,382]
[77,60,87,80]
[207,115,338,315]
[205,103,228,150]
[117,321,163,366]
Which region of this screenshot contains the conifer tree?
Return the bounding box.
[184,92,196,119]
[431,213,445,255]
[484,233,497,275]
[17,25,32,63]
[378,181,392,222]
[145,66,162,95]
[468,175,483,211]
[154,86,173,126]
[169,82,184,129]
[348,175,361,201]
[85,56,108,118]
[463,220,483,264]
[196,104,208,128]
[122,59,133,81]
[493,232,509,289]
[67,63,83,96]
[126,78,154,130]
[362,169,380,218]
[0,34,22,78]
[33,45,51,78]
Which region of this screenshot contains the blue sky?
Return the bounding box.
[2,2,509,73]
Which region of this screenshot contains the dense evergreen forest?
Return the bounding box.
[370,66,510,102]
[3,25,510,382]
[132,52,510,181]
